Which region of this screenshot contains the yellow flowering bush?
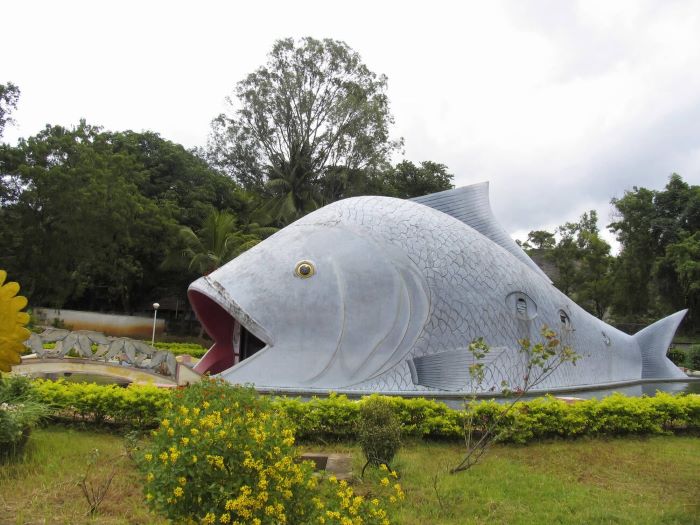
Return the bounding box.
[140,379,402,524]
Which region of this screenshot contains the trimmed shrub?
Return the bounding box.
[0,375,49,460]
[689,345,700,370]
[667,348,687,367]
[357,396,402,468]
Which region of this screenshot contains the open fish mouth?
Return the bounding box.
[188,276,271,375]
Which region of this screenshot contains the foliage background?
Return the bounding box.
[1,37,699,336]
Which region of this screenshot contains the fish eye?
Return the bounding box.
[294,261,315,278]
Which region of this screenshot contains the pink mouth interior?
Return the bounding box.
[188,290,237,375]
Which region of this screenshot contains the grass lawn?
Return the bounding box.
[0,427,166,525]
[1,428,698,524]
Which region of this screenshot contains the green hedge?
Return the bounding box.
[30,379,170,427]
[39,341,208,358]
[150,342,207,358]
[667,345,700,370]
[23,380,700,442]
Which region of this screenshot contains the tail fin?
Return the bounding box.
[634,310,688,379]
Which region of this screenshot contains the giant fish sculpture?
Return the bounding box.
[188,182,687,395]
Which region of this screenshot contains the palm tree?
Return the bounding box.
[166,210,260,276]
[232,189,279,238]
[261,143,322,226]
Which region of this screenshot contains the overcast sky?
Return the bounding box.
[3,0,700,248]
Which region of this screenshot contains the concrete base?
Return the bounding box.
[13,356,202,386]
[300,453,353,480]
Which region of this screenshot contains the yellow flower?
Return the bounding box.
[390,470,398,479]
[146,493,153,501]
[167,428,175,437]
[181,437,190,446]
[379,463,388,471]
[159,452,168,462]
[202,513,216,524]
[174,486,184,497]
[380,477,389,487]
[161,419,170,428]
[219,513,230,523]
[206,455,225,470]
[192,454,198,463]
[203,401,210,409]
[0,270,30,372]
[178,476,187,486]
[144,453,153,462]
[146,472,154,482]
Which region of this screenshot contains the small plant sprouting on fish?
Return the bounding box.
[453,326,579,474]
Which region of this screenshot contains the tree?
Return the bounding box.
[0,82,20,139]
[0,122,174,310]
[375,160,454,199]
[209,37,402,218]
[108,131,242,231]
[608,174,700,329]
[168,210,260,276]
[0,122,258,312]
[575,228,613,319]
[259,157,323,225]
[608,187,659,320]
[662,232,700,329]
[525,230,556,251]
[549,220,581,296]
[523,212,612,318]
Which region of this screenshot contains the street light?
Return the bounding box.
[151,302,160,347]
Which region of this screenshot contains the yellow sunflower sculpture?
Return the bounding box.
[0,270,31,372]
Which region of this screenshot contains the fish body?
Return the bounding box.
[188,183,686,394]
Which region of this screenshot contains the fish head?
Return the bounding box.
[188,200,429,390]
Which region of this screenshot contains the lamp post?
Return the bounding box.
[151,302,160,347]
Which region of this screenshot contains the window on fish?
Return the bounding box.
[506,291,538,321]
[558,310,572,330]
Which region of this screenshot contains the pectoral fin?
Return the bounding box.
[407,346,512,392]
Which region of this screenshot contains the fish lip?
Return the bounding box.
[188,276,273,374]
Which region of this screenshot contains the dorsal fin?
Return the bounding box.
[411,182,551,282]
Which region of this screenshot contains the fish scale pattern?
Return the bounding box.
[299,196,640,393]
